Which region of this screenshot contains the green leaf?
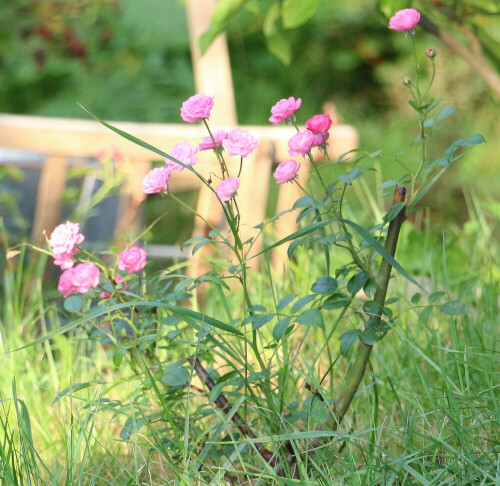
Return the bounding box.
[293,195,315,208]
[199,0,246,54]
[339,329,361,357]
[347,271,370,295]
[209,382,225,403]
[437,104,457,122]
[250,218,335,261]
[407,167,448,215]
[277,294,297,311]
[120,416,144,440]
[113,346,127,367]
[440,300,468,316]
[64,295,82,313]
[383,201,405,224]
[420,306,433,323]
[360,329,378,345]
[338,167,375,185]
[445,134,486,155]
[429,291,445,303]
[162,365,189,387]
[341,219,425,292]
[291,294,316,313]
[266,32,292,64]
[192,239,211,255]
[79,105,203,180]
[322,293,350,310]
[252,313,275,331]
[282,0,321,28]
[296,308,324,328]
[363,278,377,298]
[273,317,292,341]
[411,292,422,305]
[311,276,338,295]
[363,300,380,316]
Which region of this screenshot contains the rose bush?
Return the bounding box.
[28,11,487,480]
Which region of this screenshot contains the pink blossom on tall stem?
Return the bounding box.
[180,94,214,123]
[142,167,171,194]
[306,114,332,134]
[199,130,228,151]
[269,97,302,125]
[388,9,420,32]
[216,177,239,202]
[223,129,259,158]
[288,130,315,157]
[71,262,101,294]
[273,160,301,184]
[118,246,148,273]
[166,141,199,172]
[49,221,85,269]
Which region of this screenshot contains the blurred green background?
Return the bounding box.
[0,0,498,239]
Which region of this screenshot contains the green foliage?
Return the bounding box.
[1,3,499,483]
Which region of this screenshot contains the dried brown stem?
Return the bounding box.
[188,357,279,467]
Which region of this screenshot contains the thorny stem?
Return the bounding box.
[292,186,407,473]
[334,185,406,423]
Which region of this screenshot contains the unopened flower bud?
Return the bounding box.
[402,76,411,86]
[426,48,436,58]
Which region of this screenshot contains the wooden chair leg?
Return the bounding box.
[32,155,68,244]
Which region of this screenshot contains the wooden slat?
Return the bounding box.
[237,139,274,268]
[185,0,239,276]
[32,155,68,243]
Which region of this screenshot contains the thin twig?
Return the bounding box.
[188,357,279,467]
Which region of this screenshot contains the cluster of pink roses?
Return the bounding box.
[140,91,337,203]
[141,94,260,201]
[267,97,332,184]
[158,94,321,201]
[48,221,148,299]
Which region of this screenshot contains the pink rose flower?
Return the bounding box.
[311,131,330,148]
[118,246,148,273]
[426,48,436,58]
[49,221,85,269]
[288,130,315,157]
[142,167,171,194]
[389,9,420,32]
[71,262,101,294]
[223,129,259,158]
[58,268,77,298]
[273,160,301,185]
[306,114,332,134]
[180,94,214,123]
[269,97,302,125]
[199,130,228,151]
[166,141,199,172]
[216,177,239,202]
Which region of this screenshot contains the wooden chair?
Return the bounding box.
[0,0,358,270]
